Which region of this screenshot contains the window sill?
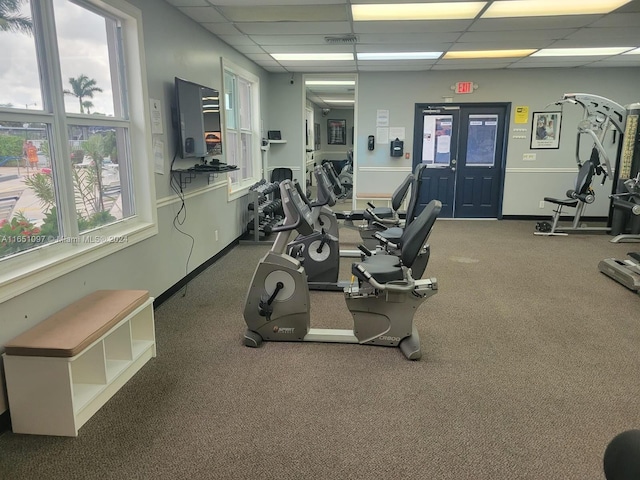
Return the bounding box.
[227,176,262,202]
[0,219,158,304]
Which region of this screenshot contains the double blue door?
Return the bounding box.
[412,103,509,218]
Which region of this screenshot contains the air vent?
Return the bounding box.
[324,34,358,44]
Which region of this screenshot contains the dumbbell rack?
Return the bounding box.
[243,180,283,243]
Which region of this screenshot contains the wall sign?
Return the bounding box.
[455,81,474,94]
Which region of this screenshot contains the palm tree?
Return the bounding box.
[0,0,32,34]
[63,75,103,114]
[82,101,94,114]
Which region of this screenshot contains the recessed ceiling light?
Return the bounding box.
[352,2,486,21]
[357,52,442,60]
[444,49,536,59]
[622,47,640,55]
[305,80,356,85]
[271,53,354,61]
[482,0,632,18]
[531,47,634,57]
[322,99,355,104]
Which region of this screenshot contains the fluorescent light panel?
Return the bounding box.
[271,53,354,61]
[444,49,536,59]
[305,80,356,85]
[357,52,442,60]
[532,47,634,57]
[482,0,632,18]
[623,48,640,55]
[322,99,355,103]
[352,2,486,21]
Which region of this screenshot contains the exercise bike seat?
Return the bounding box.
[352,199,442,285]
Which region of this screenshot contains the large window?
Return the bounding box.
[0,0,155,302]
[223,60,260,197]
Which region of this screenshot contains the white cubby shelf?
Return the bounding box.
[3,296,156,437]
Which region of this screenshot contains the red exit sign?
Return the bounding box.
[455,81,474,94]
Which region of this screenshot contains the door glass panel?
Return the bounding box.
[466,114,498,166]
[422,115,453,166]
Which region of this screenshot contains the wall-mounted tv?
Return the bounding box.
[174,77,222,159]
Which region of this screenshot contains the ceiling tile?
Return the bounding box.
[166,0,210,6]
[543,39,639,49]
[262,44,355,54]
[216,35,258,46]
[165,0,640,73]
[469,16,602,31]
[563,27,640,43]
[589,12,640,27]
[248,35,331,46]
[218,5,348,22]
[507,62,587,69]
[355,33,461,44]
[612,0,640,13]
[355,43,451,53]
[353,20,472,34]
[431,63,511,70]
[177,6,227,22]
[235,22,351,35]
[231,44,266,54]
[582,60,640,67]
[284,65,357,72]
[457,29,577,43]
[243,53,277,62]
[201,23,243,35]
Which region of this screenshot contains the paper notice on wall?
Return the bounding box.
[514,105,529,124]
[150,98,163,134]
[153,137,164,174]
[376,109,389,127]
[377,127,389,144]
[388,127,405,141]
[436,134,451,154]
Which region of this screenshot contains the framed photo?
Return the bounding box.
[327,119,346,145]
[531,111,562,149]
[314,123,321,150]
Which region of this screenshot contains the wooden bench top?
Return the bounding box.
[4,290,150,358]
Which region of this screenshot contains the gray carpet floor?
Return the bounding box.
[0,219,639,480]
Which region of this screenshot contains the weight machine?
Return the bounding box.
[535,93,627,236]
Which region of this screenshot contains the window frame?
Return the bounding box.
[221,59,261,201]
[0,0,157,304]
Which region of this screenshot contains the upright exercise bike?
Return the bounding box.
[243,179,441,360]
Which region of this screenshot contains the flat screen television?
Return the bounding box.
[174,77,222,159]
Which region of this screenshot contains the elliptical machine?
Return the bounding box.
[243,179,441,360]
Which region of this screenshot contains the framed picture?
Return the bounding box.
[327,119,346,145]
[314,123,320,150]
[531,111,562,149]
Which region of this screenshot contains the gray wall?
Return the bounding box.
[355,69,639,215]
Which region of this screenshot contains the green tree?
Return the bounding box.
[63,75,102,114]
[82,100,94,114]
[0,0,32,34]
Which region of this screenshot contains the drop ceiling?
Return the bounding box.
[164,0,640,73]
